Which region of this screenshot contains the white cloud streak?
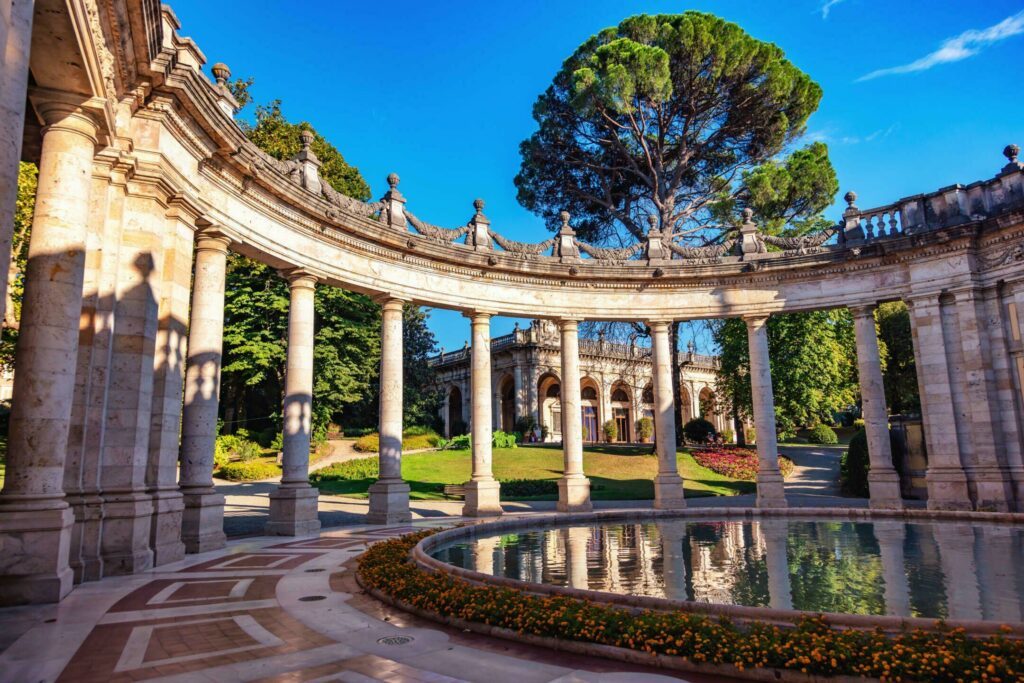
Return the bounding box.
[858,10,1024,81]
[820,0,845,19]
[806,124,899,145]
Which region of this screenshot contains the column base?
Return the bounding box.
[966,468,1015,512]
[266,485,321,536]
[100,494,155,576]
[756,471,788,508]
[0,504,75,605]
[867,470,904,510]
[462,479,503,517]
[68,494,104,584]
[181,489,227,554]
[150,490,186,566]
[367,479,411,524]
[926,468,973,511]
[653,473,687,509]
[557,475,592,513]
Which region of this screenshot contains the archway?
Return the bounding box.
[611,384,632,442]
[447,385,464,437]
[538,372,561,442]
[680,385,693,424]
[499,374,516,433]
[580,378,600,443]
[699,387,718,431]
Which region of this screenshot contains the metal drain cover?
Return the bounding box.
[377,635,414,646]
[298,595,326,602]
[304,568,326,573]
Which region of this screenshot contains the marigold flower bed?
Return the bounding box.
[692,447,795,480]
[357,530,1023,682]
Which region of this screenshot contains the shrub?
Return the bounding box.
[499,479,559,498]
[216,460,280,481]
[444,434,471,450]
[515,415,537,435]
[270,432,283,451]
[403,425,434,436]
[310,457,378,483]
[602,420,618,442]
[853,418,865,429]
[636,417,653,442]
[777,428,797,443]
[353,433,380,452]
[213,439,230,469]
[841,429,870,497]
[745,426,756,444]
[493,430,517,449]
[683,418,716,444]
[355,430,443,452]
[215,434,262,461]
[807,423,838,444]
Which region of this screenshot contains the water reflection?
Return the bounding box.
[430,518,1024,621]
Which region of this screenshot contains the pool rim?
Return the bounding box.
[412,506,1024,636]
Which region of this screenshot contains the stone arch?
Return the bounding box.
[447,385,464,437]
[498,373,516,433]
[680,384,693,425]
[537,372,561,442]
[580,376,601,443]
[610,381,632,442]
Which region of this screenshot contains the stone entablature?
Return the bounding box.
[430,321,726,442]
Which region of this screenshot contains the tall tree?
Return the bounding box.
[876,301,919,415]
[516,12,836,441]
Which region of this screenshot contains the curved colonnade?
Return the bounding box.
[0,0,1022,606]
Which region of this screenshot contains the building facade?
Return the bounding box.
[431,320,728,442]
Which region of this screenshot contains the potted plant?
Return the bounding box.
[602,419,618,443]
[636,417,654,443]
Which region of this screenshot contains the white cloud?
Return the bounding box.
[820,0,845,19]
[806,124,899,145]
[858,10,1024,81]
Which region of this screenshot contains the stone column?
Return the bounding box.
[907,295,971,510]
[934,523,982,620]
[557,319,591,512]
[650,321,686,509]
[745,316,787,507]
[472,535,498,575]
[463,311,502,517]
[761,519,792,611]
[513,362,524,423]
[368,298,411,523]
[179,229,230,553]
[873,521,910,617]
[659,523,688,601]
[0,102,98,605]
[266,270,321,536]
[851,305,903,509]
[566,526,590,590]
[985,287,1024,508]
[0,0,34,328]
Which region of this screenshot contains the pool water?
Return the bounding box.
[430,518,1024,621]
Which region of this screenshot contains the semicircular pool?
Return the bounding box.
[429,517,1024,621]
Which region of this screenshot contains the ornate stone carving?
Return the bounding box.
[490,232,556,259]
[404,209,470,243]
[762,228,836,255]
[574,239,644,264]
[979,242,1024,268]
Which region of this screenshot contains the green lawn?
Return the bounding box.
[314,444,754,501]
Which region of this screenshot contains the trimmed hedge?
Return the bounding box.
[683,418,716,443]
[841,427,903,497]
[807,424,838,444]
[353,431,443,453]
[216,459,281,481]
[311,457,377,483]
[359,531,1024,681]
[498,479,558,498]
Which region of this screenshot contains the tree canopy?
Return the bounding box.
[516,12,830,244]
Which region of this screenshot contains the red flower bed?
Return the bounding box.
[692,447,794,480]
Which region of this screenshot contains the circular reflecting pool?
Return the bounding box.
[429,518,1024,620]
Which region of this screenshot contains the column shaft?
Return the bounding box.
[266,271,321,536]
[557,319,591,512]
[179,231,230,552]
[651,321,685,509]
[851,305,903,509]
[745,316,787,507]
[463,312,501,516]
[0,103,97,605]
[368,298,411,523]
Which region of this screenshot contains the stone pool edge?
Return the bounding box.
[411,506,1024,637]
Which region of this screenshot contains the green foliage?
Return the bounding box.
[515,415,538,434]
[310,456,378,483]
[807,423,838,444]
[876,302,920,414]
[636,417,654,441]
[213,440,230,469]
[493,430,518,449]
[516,11,825,243]
[216,459,280,481]
[215,434,262,462]
[353,430,442,453]
[498,479,558,498]
[841,429,869,497]
[444,434,471,450]
[1,162,39,368]
[714,310,857,436]
[602,419,618,442]
[683,418,716,443]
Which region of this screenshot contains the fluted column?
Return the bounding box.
[0,102,98,605]
[179,229,230,553]
[266,270,321,536]
[851,305,903,509]
[368,297,411,523]
[650,320,686,508]
[463,311,502,517]
[557,319,591,512]
[745,316,787,507]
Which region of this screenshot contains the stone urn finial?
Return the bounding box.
[473,198,485,214]
[559,211,570,228]
[386,173,400,190]
[1005,144,1020,165]
[299,129,314,150]
[211,62,231,86]
[844,190,858,208]
[741,207,754,223]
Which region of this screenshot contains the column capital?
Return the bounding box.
[31,97,101,144]
[463,309,496,322]
[743,314,770,329]
[194,226,232,254]
[373,294,408,311]
[558,317,582,331]
[279,267,318,290]
[647,319,673,331]
[848,303,877,319]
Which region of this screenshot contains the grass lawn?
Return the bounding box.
[314,444,754,501]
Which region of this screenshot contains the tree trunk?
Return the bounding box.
[671,321,684,446]
[733,394,746,446]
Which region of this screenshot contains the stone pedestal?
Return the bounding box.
[463,311,502,517]
[0,102,98,604]
[180,229,231,552]
[745,316,787,508]
[368,298,411,524]
[650,320,686,510]
[463,479,502,517]
[556,475,592,513]
[557,319,592,512]
[266,271,320,536]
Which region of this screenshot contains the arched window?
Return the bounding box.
[546,383,561,398]
[581,386,598,401]
[642,385,654,404]
[611,388,629,403]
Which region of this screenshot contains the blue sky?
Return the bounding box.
[169,0,1024,351]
